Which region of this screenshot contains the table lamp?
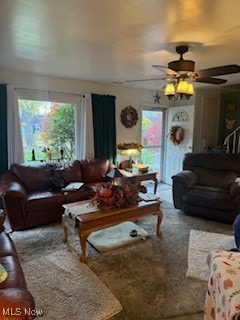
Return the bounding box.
[120,148,140,169]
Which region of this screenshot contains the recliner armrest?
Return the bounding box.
[171,170,197,189]
[230,181,240,197]
[0,210,5,232]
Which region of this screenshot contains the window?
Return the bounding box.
[18,98,77,163]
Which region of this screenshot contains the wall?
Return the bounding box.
[0,69,158,153]
[194,88,221,152]
[219,91,240,144]
[165,87,221,152]
[0,69,222,161]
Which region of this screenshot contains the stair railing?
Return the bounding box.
[224,125,240,153]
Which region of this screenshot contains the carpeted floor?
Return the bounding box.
[8,183,233,320]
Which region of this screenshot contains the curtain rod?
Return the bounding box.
[14,87,86,98]
[14,87,116,99]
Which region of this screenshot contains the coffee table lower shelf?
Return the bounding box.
[62,200,163,264]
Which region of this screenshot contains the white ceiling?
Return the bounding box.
[1,0,240,91]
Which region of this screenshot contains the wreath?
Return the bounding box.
[169,126,184,145]
[120,106,138,128]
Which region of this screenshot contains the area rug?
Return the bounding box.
[186,229,235,282]
[9,197,234,320]
[22,250,122,320]
[88,221,149,252]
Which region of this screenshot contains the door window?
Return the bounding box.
[141,109,165,181]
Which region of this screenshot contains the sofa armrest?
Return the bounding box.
[0,288,35,319]
[0,172,27,231]
[171,170,197,210]
[0,171,27,198]
[171,170,197,189]
[0,182,27,199]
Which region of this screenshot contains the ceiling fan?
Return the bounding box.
[120,45,240,85]
[152,45,240,85]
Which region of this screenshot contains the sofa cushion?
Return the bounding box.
[183,186,234,211]
[194,167,238,190]
[54,160,82,184]
[183,152,240,173]
[63,189,95,203]
[80,158,110,183]
[11,163,53,192]
[50,175,66,190]
[26,191,65,212]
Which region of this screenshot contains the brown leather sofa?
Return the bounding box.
[171,153,240,223]
[0,158,113,231]
[0,211,35,319]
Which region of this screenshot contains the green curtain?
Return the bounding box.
[92,94,116,164]
[0,84,8,174]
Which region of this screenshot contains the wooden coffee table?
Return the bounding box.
[62,200,163,264]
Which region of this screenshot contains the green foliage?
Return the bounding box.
[141,149,154,165]
[40,103,75,159]
[48,103,75,159]
[142,116,152,131]
[19,100,76,162]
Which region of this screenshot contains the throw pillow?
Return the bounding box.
[50,175,66,191]
[0,262,8,283]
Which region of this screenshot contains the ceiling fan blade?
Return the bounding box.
[196,65,240,78]
[123,78,165,83]
[195,77,227,84]
[152,65,179,77]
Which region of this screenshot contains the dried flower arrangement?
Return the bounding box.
[117,142,143,150]
[90,181,138,211]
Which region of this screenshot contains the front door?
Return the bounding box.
[164,105,195,185]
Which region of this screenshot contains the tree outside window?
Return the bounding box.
[18,99,76,162]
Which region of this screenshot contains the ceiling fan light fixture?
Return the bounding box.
[164,83,176,100]
[164,83,175,95]
[177,79,194,100]
[186,82,194,95]
[176,79,189,93]
[164,78,194,100]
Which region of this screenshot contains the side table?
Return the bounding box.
[120,170,158,194]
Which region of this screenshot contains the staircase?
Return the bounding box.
[224,126,240,153]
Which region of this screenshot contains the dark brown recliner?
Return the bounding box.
[171,153,240,223]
